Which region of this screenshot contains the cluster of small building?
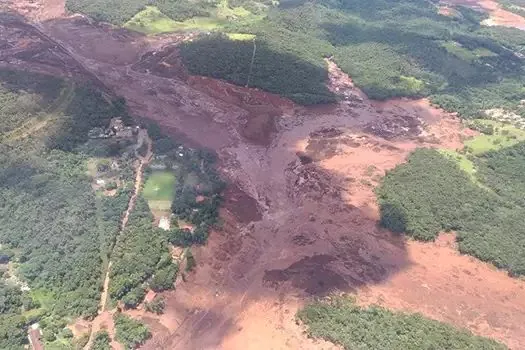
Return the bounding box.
[88,118,139,139]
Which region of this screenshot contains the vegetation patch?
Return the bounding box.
[69,0,525,115]
[114,313,150,349]
[334,43,429,99]
[298,297,506,350]
[109,196,177,306]
[500,0,525,17]
[92,330,111,350]
[377,146,525,276]
[0,68,137,345]
[226,32,256,40]
[180,33,336,104]
[124,6,181,34]
[438,149,477,178]
[464,120,525,155]
[65,0,149,25]
[143,170,177,203]
[440,41,497,62]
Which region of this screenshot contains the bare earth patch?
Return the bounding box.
[444,0,525,29]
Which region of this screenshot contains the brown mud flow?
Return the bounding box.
[2,5,525,349]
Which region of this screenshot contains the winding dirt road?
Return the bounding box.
[84,130,153,350]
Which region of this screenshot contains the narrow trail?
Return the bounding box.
[84,129,153,350]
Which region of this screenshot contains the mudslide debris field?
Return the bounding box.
[3,2,525,349]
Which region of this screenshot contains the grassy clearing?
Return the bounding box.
[226,33,256,40]
[147,199,172,211]
[439,149,476,175]
[464,120,525,155]
[124,2,261,35]
[143,170,176,204]
[440,41,497,62]
[124,6,228,34]
[438,149,492,191]
[124,6,181,34]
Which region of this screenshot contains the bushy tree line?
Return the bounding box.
[65,0,150,24]
[91,331,111,350]
[114,313,150,349]
[377,146,525,276]
[499,0,525,17]
[298,297,506,350]
[109,195,177,306]
[180,33,336,104]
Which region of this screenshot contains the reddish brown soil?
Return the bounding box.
[444,0,525,29]
[3,11,525,350]
[6,0,65,22]
[187,76,294,146]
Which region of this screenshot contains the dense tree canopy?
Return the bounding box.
[0,69,135,346]
[377,146,525,276]
[114,313,150,349]
[298,297,506,349]
[91,331,111,350]
[0,282,35,349]
[109,196,176,303]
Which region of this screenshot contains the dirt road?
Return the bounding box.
[84,130,152,350]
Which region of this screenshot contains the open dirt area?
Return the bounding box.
[3,4,525,349]
[443,0,525,29]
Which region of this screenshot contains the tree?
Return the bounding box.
[150,263,178,292]
[121,287,145,309]
[185,250,196,272]
[114,313,150,349]
[91,330,111,350]
[145,296,165,315]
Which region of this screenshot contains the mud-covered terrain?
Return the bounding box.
[4,1,525,349]
[445,0,525,29]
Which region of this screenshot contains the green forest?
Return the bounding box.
[0,69,134,347]
[298,297,506,349]
[0,65,224,349]
[377,144,525,276]
[114,313,150,349]
[109,195,178,307]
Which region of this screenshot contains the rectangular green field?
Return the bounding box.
[143,170,176,202]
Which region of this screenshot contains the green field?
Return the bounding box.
[226,32,256,40]
[440,41,497,62]
[143,170,176,210]
[124,6,226,34]
[124,6,181,34]
[464,120,525,155]
[124,1,261,35]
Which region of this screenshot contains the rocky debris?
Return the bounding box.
[364,113,424,140]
